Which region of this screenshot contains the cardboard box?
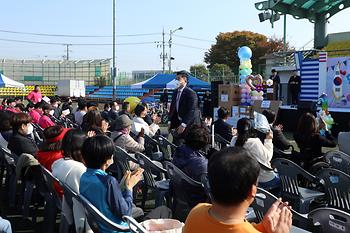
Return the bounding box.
[238,106,254,119]
[218,84,240,111]
[252,100,282,115]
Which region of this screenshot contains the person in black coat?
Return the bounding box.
[270,69,280,100]
[169,71,201,145]
[213,107,234,142]
[8,112,38,157]
[202,90,212,118]
[107,101,119,121]
[294,113,336,169]
[288,70,301,105]
[262,109,291,151]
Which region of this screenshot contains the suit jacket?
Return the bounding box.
[213,119,233,142]
[169,86,200,129]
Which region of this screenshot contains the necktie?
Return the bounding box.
[176,90,182,111]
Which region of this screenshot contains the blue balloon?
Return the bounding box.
[238,46,252,60]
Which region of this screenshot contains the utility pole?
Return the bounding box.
[64,44,71,61]
[112,0,117,100]
[162,28,166,73]
[168,27,183,73]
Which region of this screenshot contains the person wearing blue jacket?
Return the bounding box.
[80,135,143,233]
[172,124,209,207]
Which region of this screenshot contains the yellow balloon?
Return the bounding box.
[124,97,141,113]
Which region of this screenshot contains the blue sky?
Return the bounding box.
[0,0,350,72]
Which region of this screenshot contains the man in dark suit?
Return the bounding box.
[169,70,200,145]
[213,107,234,142]
[107,101,119,121]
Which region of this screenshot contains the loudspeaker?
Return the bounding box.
[211,81,223,107]
[297,101,317,113]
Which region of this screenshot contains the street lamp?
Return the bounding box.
[168,27,183,72]
[112,0,117,100]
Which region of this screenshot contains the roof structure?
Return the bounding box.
[255,0,350,48]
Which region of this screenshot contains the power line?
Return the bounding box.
[0,29,160,38]
[172,34,215,43]
[173,43,208,50]
[0,38,157,46]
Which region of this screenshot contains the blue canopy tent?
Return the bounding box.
[135,73,210,89]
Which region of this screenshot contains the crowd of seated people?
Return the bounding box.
[0,94,349,233]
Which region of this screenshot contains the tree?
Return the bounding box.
[204,31,290,74]
[190,64,209,81]
[209,63,235,82]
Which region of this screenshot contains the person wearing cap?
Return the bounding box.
[112,115,145,153]
[169,70,200,145]
[38,104,55,129]
[27,85,42,104]
[37,125,70,197]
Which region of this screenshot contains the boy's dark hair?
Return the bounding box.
[208,147,260,206]
[185,124,210,151]
[271,69,277,73]
[34,85,40,89]
[34,102,44,109]
[27,102,35,110]
[217,107,229,119]
[103,103,109,110]
[262,109,276,124]
[134,104,146,117]
[14,97,21,102]
[122,102,130,111]
[78,101,87,110]
[82,135,115,169]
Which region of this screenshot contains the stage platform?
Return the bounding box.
[278,105,350,136]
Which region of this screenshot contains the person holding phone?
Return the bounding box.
[230,118,280,190]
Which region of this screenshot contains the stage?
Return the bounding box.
[277,105,350,136]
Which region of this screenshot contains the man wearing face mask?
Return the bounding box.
[50,97,62,119]
[8,113,38,157]
[39,104,55,129]
[169,70,200,145]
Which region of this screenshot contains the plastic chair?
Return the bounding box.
[0,146,17,207]
[143,134,163,161]
[214,134,230,150]
[165,161,204,222]
[316,168,350,212]
[41,166,70,233]
[112,146,135,180]
[252,187,317,232]
[123,216,148,233]
[135,152,169,209]
[77,194,130,233]
[154,135,177,161]
[325,150,350,175]
[308,207,350,233]
[271,158,324,214]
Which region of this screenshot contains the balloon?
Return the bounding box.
[241,93,247,98]
[259,91,264,96]
[124,97,140,113]
[257,96,264,101]
[246,74,263,91]
[238,46,252,60]
[251,90,258,96]
[241,98,247,104]
[240,68,252,76]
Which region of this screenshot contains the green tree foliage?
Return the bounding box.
[190,64,209,81]
[209,63,236,82]
[204,31,289,74]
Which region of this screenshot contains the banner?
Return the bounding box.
[326,57,350,108]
